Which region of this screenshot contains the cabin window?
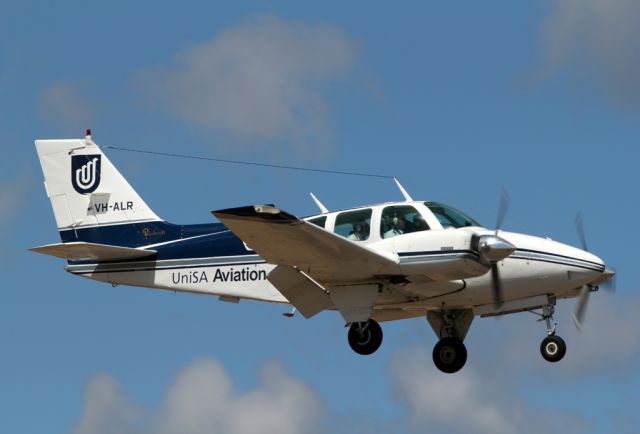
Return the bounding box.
[334,209,372,241]
[380,205,430,239]
[425,202,481,228]
[307,216,327,228]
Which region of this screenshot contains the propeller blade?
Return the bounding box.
[489,188,510,309]
[572,285,591,331]
[575,212,588,252]
[495,188,510,233]
[491,263,504,309]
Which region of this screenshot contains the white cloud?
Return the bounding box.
[386,295,640,433]
[139,15,358,156]
[39,81,93,129]
[389,346,590,434]
[71,373,145,434]
[71,358,324,434]
[68,302,639,434]
[539,0,640,105]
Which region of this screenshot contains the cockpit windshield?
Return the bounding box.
[425,202,481,229]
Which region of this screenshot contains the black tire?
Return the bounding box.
[348,319,383,355]
[540,335,566,362]
[432,337,467,374]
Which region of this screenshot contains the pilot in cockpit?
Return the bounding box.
[348,222,368,241]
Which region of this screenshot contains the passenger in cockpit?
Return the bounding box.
[383,215,405,238]
[412,214,429,231]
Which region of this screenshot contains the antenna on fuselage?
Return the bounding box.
[310,192,329,214]
[393,177,413,202]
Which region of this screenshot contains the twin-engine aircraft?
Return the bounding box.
[32,132,614,373]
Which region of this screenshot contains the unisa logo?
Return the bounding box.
[71,154,101,194]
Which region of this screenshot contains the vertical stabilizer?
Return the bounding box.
[35,133,161,233]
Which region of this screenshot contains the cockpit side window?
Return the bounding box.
[307,216,327,228]
[334,209,372,241]
[380,205,430,239]
[425,202,481,229]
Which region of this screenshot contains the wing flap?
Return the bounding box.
[267,265,332,319]
[213,205,399,284]
[30,242,156,262]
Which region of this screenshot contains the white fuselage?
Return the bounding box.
[67,200,606,320]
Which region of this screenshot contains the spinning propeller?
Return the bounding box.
[572,212,616,330]
[473,189,514,310]
[491,188,510,309]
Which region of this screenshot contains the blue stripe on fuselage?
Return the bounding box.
[61,221,255,264]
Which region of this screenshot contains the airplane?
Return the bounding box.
[31,131,614,373]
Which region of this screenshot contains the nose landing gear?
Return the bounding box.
[540,334,566,362]
[535,301,567,363]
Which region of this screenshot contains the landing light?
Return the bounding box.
[254,205,281,214]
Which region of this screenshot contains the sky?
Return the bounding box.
[1,1,639,433]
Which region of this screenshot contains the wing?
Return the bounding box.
[212,205,399,284]
[30,242,156,262]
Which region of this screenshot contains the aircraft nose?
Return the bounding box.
[591,266,616,287]
[542,238,611,284]
[489,231,612,285]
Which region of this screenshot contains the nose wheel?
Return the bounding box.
[535,301,567,363]
[540,335,566,362]
[348,319,383,355]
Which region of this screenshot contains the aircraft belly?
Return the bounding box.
[402,280,467,299]
[74,263,288,303]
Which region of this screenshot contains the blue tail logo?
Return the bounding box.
[71,154,101,194]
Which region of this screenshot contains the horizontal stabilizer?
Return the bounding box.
[30,242,156,262]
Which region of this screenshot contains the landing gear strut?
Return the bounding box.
[535,302,566,363]
[348,319,383,355]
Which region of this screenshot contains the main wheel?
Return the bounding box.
[348,319,383,355]
[540,335,566,362]
[432,337,467,373]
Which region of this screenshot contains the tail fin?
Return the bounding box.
[35,132,161,235]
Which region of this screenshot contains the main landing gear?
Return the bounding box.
[432,336,467,374]
[347,319,383,355]
[427,309,473,373]
[344,300,568,369]
[537,303,566,363]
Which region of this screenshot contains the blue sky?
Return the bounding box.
[1,1,639,433]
